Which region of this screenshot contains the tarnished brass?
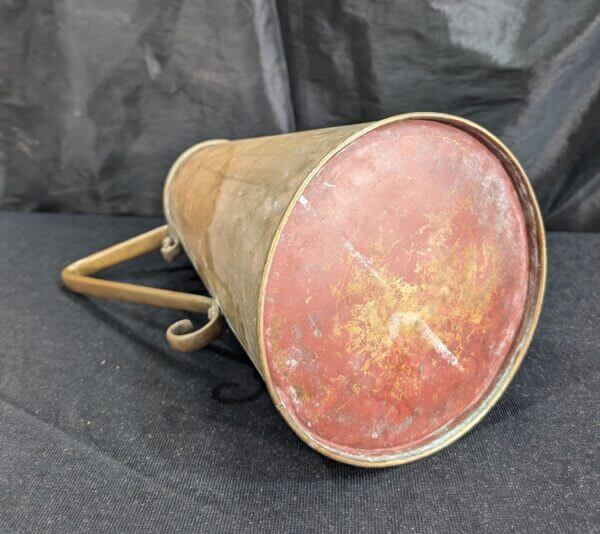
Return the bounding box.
[62,113,546,467]
[61,225,222,352]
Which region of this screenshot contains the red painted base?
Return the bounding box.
[263,120,529,458]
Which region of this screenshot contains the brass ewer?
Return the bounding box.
[63,113,546,467]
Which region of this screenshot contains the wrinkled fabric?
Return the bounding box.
[0,212,598,533]
[1,0,599,230]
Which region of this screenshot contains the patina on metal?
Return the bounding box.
[62,113,546,467]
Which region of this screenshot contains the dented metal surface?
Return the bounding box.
[160,113,546,466]
[263,120,530,458]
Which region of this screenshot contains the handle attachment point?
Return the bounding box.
[161,234,182,262]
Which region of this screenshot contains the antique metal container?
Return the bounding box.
[63,113,546,467]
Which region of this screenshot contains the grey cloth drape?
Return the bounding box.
[0,212,598,533]
[1,0,599,230]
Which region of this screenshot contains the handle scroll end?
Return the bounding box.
[166,302,223,352]
[161,234,182,263]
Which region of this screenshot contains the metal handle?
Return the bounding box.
[61,225,222,352]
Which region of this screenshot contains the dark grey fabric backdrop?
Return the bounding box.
[1,212,599,533]
[1,0,600,230]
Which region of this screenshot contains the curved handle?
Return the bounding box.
[166,300,222,352]
[61,225,222,352]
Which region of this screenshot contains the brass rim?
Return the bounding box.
[256,112,547,468]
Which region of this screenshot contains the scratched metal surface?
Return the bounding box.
[164,124,362,367]
[162,115,543,464]
[263,120,529,457]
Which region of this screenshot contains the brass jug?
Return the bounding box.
[63,113,546,467]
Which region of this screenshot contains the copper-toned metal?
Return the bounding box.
[62,113,546,467]
[61,225,223,352]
